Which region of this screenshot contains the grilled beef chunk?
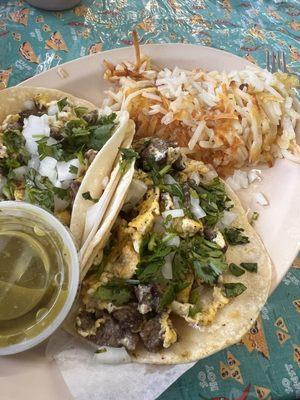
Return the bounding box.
[139,315,164,352]
[76,309,139,351]
[76,309,96,331]
[84,149,98,164]
[70,180,81,203]
[19,103,47,122]
[50,126,63,140]
[134,284,160,314]
[112,305,144,333]
[134,138,176,171]
[172,154,185,171]
[203,227,217,241]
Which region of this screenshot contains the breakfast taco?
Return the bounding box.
[73,137,272,364]
[0,86,135,248]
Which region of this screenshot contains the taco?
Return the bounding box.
[0,86,134,248]
[74,138,272,364]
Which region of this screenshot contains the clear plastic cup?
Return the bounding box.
[0,201,79,355]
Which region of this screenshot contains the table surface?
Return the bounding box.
[0,1,300,399]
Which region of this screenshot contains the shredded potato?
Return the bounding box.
[101,32,300,175]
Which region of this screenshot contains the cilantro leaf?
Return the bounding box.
[82,191,98,202]
[57,97,68,112]
[188,304,201,318]
[158,285,175,310]
[69,164,78,174]
[93,285,132,306]
[119,148,139,173]
[240,262,257,273]
[74,106,89,117]
[223,283,247,298]
[89,123,114,150]
[229,263,245,277]
[224,227,250,245]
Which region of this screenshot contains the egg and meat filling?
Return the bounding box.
[0,95,117,222]
[77,138,257,352]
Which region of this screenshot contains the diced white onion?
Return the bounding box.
[28,155,40,171]
[190,195,206,219]
[189,171,200,185]
[22,115,50,155]
[162,209,184,219]
[153,216,165,234]
[248,169,262,184]
[54,195,69,212]
[164,234,180,247]
[57,158,80,182]
[93,346,131,364]
[48,103,59,116]
[122,179,147,212]
[13,166,28,180]
[254,192,269,206]
[46,137,58,146]
[172,196,180,208]
[220,211,237,226]
[226,170,249,191]
[162,252,175,279]
[164,174,177,184]
[204,169,218,182]
[39,156,58,185]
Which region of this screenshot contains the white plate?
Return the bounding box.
[20,44,300,292]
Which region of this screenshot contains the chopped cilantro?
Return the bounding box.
[158,285,175,310]
[223,283,247,298]
[74,106,89,117]
[93,285,132,306]
[188,305,201,318]
[82,191,98,202]
[69,164,78,174]
[229,263,245,277]
[250,211,259,225]
[223,227,250,245]
[119,148,139,173]
[189,178,232,227]
[57,97,68,112]
[240,262,258,273]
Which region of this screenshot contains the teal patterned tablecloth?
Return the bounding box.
[0,1,299,399]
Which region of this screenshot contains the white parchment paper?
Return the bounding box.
[47,330,194,400]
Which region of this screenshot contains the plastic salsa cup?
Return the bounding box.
[0,201,79,355]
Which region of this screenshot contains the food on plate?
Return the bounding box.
[102,33,300,175]
[0,86,135,246]
[73,138,272,364]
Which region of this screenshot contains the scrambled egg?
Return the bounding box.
[128,187,160,251]
[179,159,209,181]
[172,217,203,238]
[171,287,229,326]
[160,312,177,348]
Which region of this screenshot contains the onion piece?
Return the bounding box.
[39,156,58,185]
[162,252,175,279]
[204,169,218,182]
[122,179,147,212]
[248,169,262,184]
[220,211,237,226]
[172,196,180,208]
[189,171,200,185]
[164,234,180,247]
[54,195,69,212]
[13,166,28,180]
[254,192,269,206]
[57,158,80,182]
[226,170,249,191]
[93,346,131,364]
[190,195,206,219]
[164,174,177,184]
[153,216,165,234]
[162,209,184,219]
[28,155,40,171]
